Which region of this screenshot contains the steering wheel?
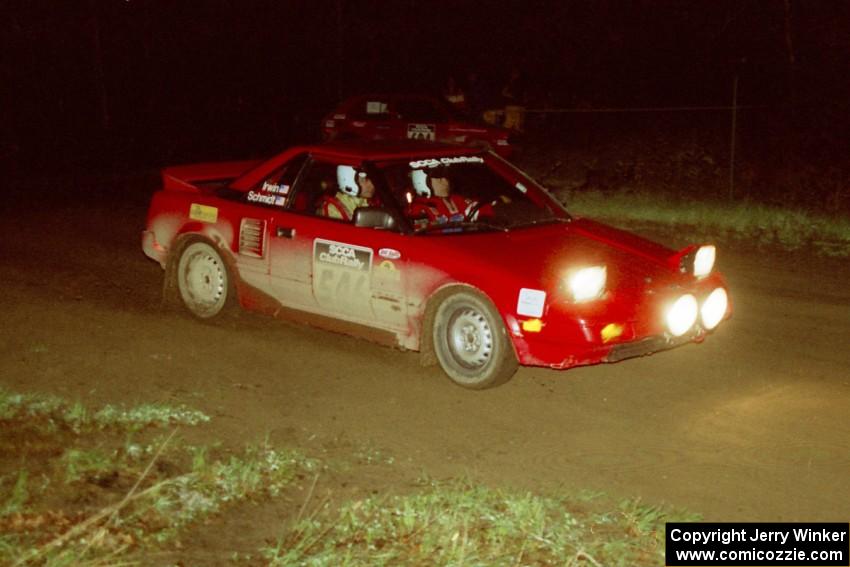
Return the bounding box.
[463,200,492,222]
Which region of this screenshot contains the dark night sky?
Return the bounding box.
[3,1,849,167]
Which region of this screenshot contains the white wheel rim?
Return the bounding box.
[179,245,227,316]
[446,307,493,369]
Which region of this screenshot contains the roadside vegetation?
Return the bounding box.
[558,188,850,257]
[1,388,694,565]
[262,479,693,566]
[515,132,850,258]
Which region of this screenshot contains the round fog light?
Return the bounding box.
[700,287,728,330]
[666,294,698,337]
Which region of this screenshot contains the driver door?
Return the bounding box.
[268,157,409,330]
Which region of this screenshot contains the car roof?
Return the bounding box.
[232,140,483,190]
[305,139,482,161]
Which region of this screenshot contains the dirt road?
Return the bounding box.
[2,181,848,523]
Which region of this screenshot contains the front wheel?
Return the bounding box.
[175,241,233,319]
[432,290,518,389]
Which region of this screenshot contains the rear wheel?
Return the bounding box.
[175,241,232,319]
[432,290,518,389]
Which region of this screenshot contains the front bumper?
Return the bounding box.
[507,277,731,370]
[514,327,707,370]
[604,330,700,363]
[512,326,705,370]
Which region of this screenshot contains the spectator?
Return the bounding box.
[442,75,467,111]
[501,66,527,132]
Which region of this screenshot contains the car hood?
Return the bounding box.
[420,217,680,292]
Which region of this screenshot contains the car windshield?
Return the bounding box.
[376,155,569,234]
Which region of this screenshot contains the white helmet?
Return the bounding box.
[411,169,430,197]
[337,165,362,196]
[411,166,450,197]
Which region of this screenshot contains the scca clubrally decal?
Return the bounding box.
[314,240,372,271]
[312,239,374,315]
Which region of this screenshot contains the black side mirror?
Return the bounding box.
[353,207,398,230]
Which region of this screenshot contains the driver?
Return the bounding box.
[407,166,486,228]
[322,165,378,221]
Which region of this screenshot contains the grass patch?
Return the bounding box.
[559,189,850,256]
[0,388,317,565]
[0,389,209,433]
[263,478,698,566]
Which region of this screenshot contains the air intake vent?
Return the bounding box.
[239,218,266,258]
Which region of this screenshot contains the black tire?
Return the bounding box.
[431,289,518,389]
[173,240,233,319]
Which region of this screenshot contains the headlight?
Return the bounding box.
[700,287,728,330]
[567,266,607,302]
[665,294,698,336]
[693,245,716,278]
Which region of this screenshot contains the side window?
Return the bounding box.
[289,159,390,226]
[266,153,307,189]
[287,159,343,217]
[242,153,307,208]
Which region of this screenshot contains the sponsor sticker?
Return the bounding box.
[262,181,290,195]
[246,190,277,205]
[189,203,218,223]
[314,240,372,272]
[517,288,546,318]
[313,239,374,313]
[375,260,401,281]
[378,248,401,260]
[409,155,484,169]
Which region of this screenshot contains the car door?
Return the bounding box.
[267,157,410,330]
[308,221,410,329]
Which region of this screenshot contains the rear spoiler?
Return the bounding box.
[161,160,262,192]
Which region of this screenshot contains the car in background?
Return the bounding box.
[142,140,730,389]
[321,93,515,158]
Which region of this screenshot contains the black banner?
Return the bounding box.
[666,523,849,566]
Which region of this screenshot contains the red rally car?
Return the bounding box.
[321,93,515,158]
[142,140,731,389]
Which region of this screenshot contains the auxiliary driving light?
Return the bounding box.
[693,245,716,278]
[700,287,728,330]
[665,294,698,337]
